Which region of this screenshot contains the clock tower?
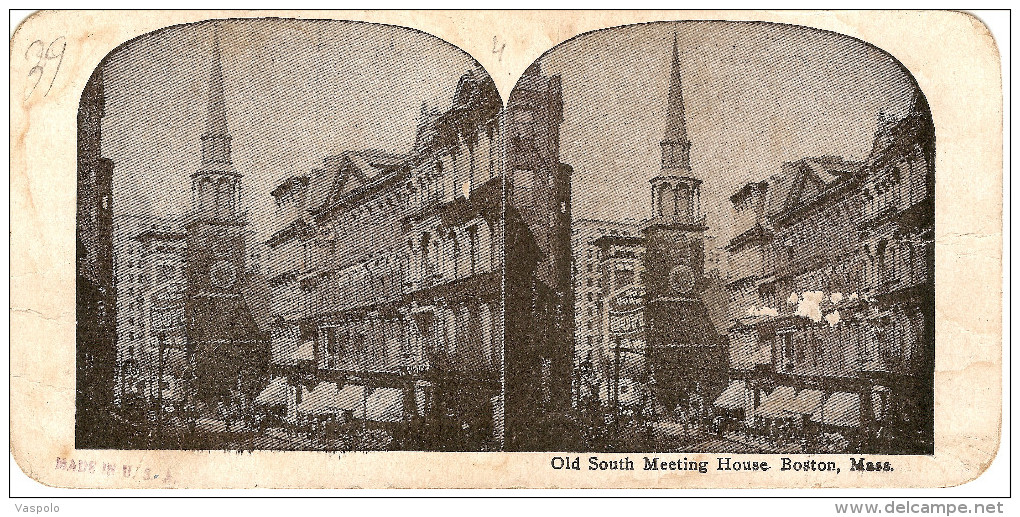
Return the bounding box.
[641,34,726,411]
[184,29,263,405]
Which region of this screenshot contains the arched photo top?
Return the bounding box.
[79,17,500,236]
[511,20,933,229]
[73,16,506,453]
[501,19,936,456]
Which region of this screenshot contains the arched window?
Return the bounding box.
[479,303,493,369]
[479,220,495,272]
[433,233,445,279]
[467,225,480,275]
[444,307,458,357]
[420,234,432,280]
[675,184,692,221]
[877,242,885,287]
[451,230,461,279]
[217,178,233,218]
[658,185,673,217]
[198,178,214,212]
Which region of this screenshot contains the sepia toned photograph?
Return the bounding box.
[77,18,506,451]
[77,17,937,455]
[37,9,1001,491]
[504,21,935,454]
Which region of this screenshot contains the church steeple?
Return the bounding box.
[650,33,703,224]
[192,26,240,221]
[199,27,234,174]
[660,33,692,172]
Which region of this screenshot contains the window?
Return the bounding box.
[811,333,823,367]
[781,333,794,369]
[323,327,337,369]
[540,357,552,404]
[468,226,479,275]
[794,336,806,364]
[451,233,461,278]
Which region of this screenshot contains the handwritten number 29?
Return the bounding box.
[25,36,66,99]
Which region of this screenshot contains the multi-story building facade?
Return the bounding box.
[131,223,188,407]
[259,63,574,451]
[113,214,184,406]
[570,219,641,406]
[719,156,866,440]
[855,89,935,453]
[503,63,575,450]
[591,233,646,410]
[76,65,117,446]
[717,89,934,453]
[263,69,507,450]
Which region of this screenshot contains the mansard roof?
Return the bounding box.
[411,69,501,160]
[764,156,863,221]
[865,87,935,171]
[307,150,406,213]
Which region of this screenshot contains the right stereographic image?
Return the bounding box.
[502,21,934,454]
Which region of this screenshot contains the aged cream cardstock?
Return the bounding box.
[9,10,1002,488]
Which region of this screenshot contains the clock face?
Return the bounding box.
[157,262,174,282]
[210,260,237,289]
[669,265,696,294]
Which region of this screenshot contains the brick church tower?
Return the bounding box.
[184,29,268,408]
[641,35,727,413]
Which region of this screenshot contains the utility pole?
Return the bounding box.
[156,332,165,440]
[612,336,621,446]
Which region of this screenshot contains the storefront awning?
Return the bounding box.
[336,384,367,417]
[811,392,862,427]
[255,377,289,406]
[297,382,340,415]
[713,380,747,410]
[756,386,798,419]
[365,387,405,422]
[295,341,316,362]
[787,389,824,415]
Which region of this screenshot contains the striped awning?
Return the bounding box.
[255,377,289,406]
[787,389,825,416]
[811,392,862,427]
[755,386,798,419]
[713,381,747,410]
[336,384,367,418]
[297,382,340,415]
[365,388,405,422]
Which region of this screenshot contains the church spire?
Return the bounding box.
[199,26,234,174]
[661,33,692,172]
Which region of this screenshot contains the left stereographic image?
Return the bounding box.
[76,18,507,451]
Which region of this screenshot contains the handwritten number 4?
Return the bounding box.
[25,37,66,99]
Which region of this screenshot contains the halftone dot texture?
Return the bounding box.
[536,21,917,237]
[536,21,933,454]
[79,18,933,453]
